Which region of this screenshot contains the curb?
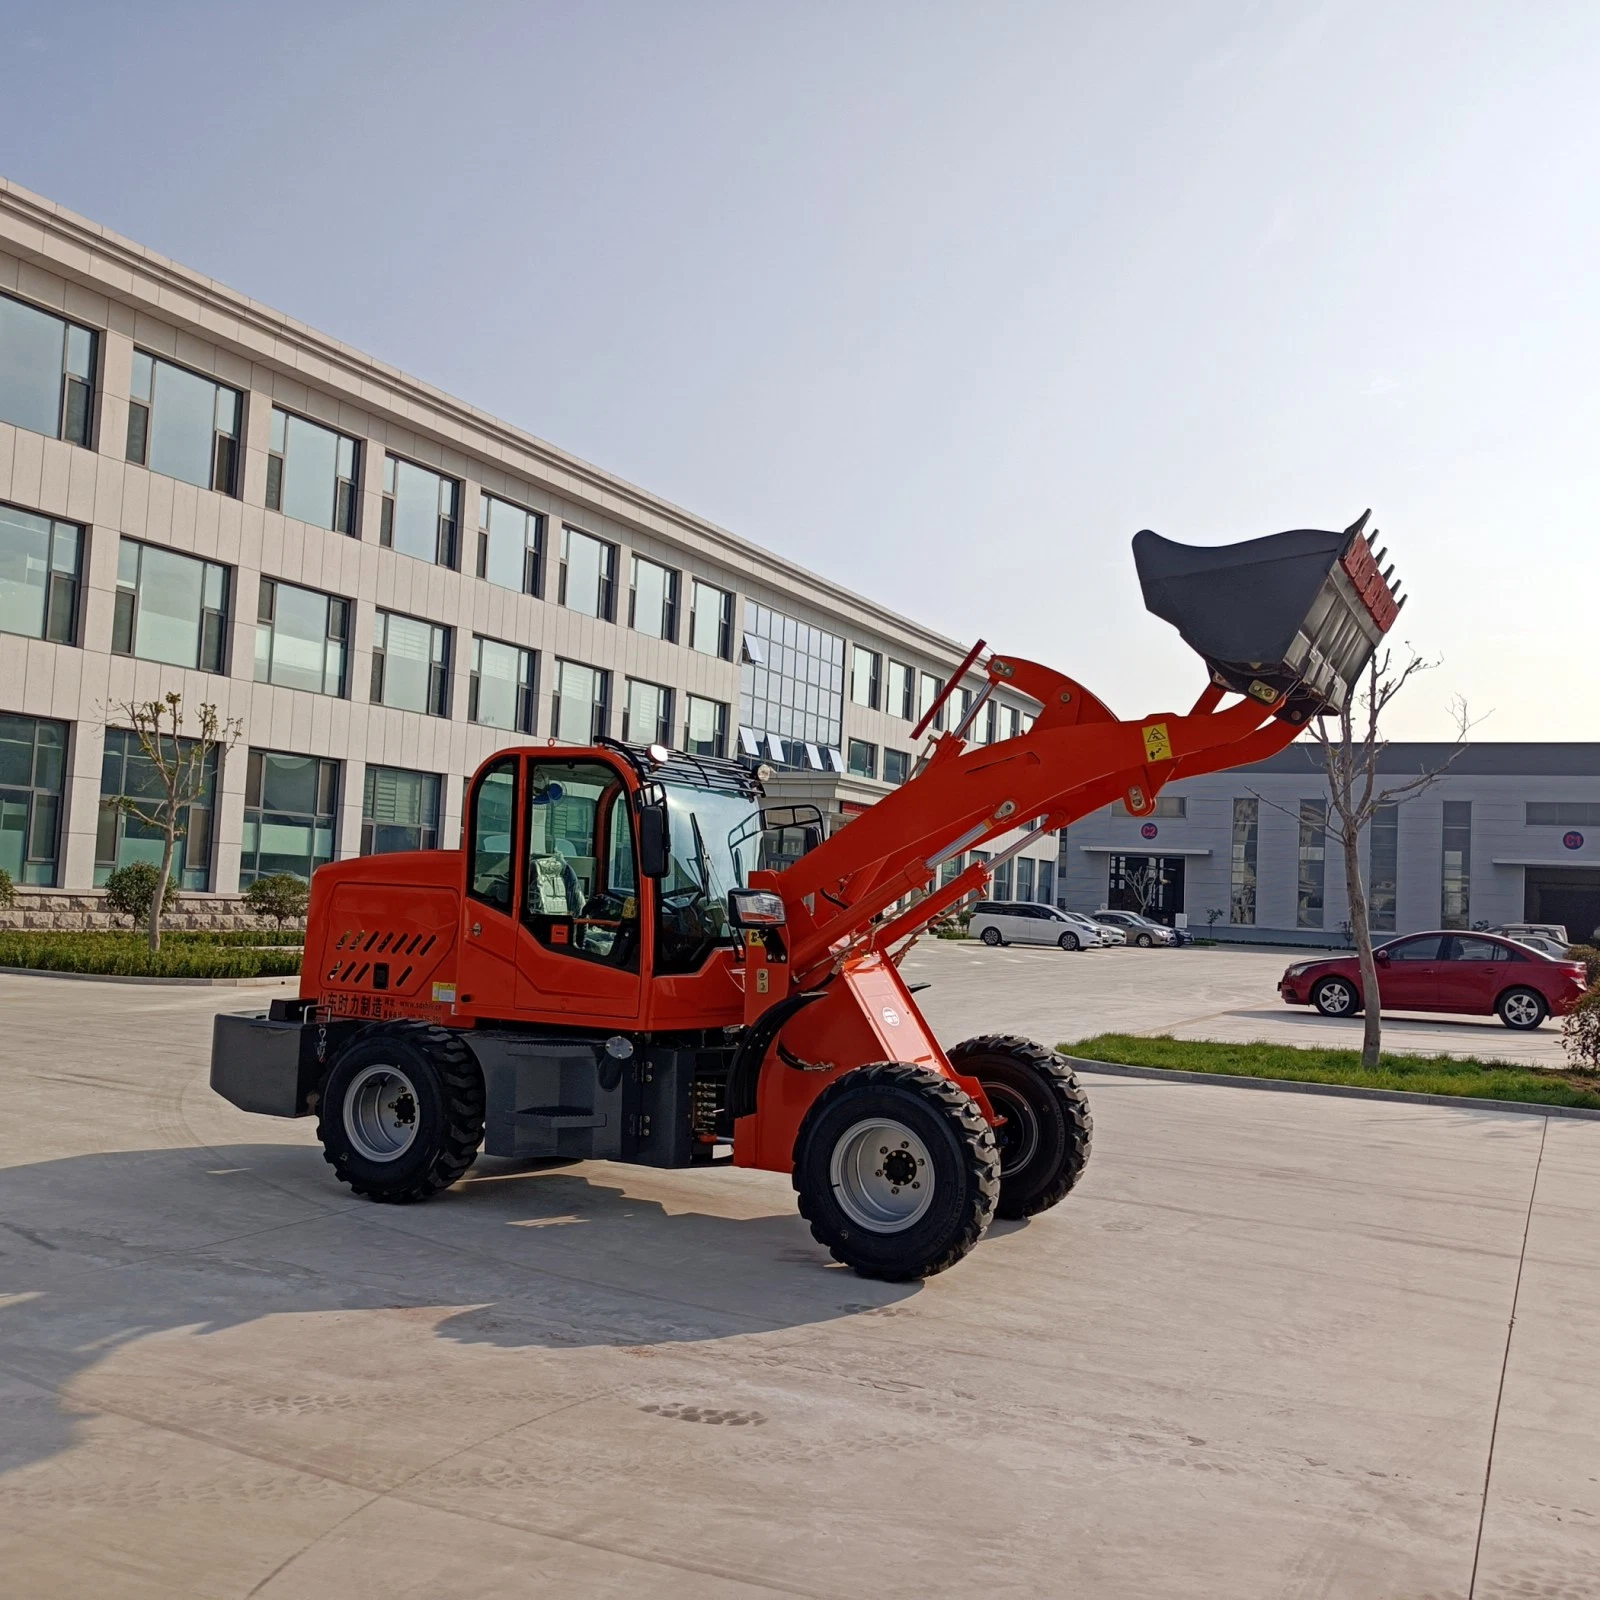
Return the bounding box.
[1060,1055,1600,1123]
[0,966,298,989]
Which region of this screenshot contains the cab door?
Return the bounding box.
[513,755,643,1021]
[457,756,522,1015]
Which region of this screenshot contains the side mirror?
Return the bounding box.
[637,802,670,879]
[728,888,787,929]
[1375,948,1390,964]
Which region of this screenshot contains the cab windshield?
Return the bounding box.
[653,785,762,974]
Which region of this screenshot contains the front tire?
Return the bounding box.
[948,1036,1093,1219]
[1312,976,1360,1017]
[793,1064,999,1280]
[318,1022,485,1202]
[1135,932,1154,948]
[1057,931,1080,951]
[1497,987,1548,1030]
[980,926,1004,947]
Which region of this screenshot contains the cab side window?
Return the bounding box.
[467,758,517,910]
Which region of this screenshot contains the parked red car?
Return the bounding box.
[1278,931,1589,1030]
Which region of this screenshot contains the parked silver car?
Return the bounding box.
[1091,910,1178,947]
[970,901,1102,950]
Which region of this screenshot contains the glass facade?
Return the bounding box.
[1038,858,1054,906]
[684,695,727,757]
[381,455,459,567]
[371,610,451,716]
[0,291,95,446]
[886,660,913,719]
[1296,798,1327,928]
[0,713,67,886]
[1369,801,1398,932]
[1230,796,1259,925]
[689,579,733,658]
[1441,800,1471,929]
[127,352,240,494]
[469,636,536,733]
[850,646,880,709]
[847,738,876,778]
[738,602,844,768]
[266,408,358,532]
[623,678,671,745]
[629,556,679,640]
[478,493,543,595]
[241,751,339,885]
[553,659,609,742]
[883,749,910,784]
[255,578,348,696]
[1526,802,1600,827]
[361,765,441,855]
[112,538,229,673]
[0,504,81,644]
[559,526,616,619]
[1016,857,1035,901]
[95,726,218,890]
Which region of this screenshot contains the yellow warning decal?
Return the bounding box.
[1142,722,1174,762]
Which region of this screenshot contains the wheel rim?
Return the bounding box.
[1060,934,1078,950]
[1318,981,1352,1015]
[985,1083,1040,1178]
[983,928,1001,946]
[829,1118,934,1233]
[1137,933,1152,947]
[343,1063,421,1162]
[1504,992,1540,1027]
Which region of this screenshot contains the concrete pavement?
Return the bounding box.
[0,968,1597,1598]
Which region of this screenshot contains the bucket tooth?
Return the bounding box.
[1132,512,1402,723]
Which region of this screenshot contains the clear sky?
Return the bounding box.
[4,1,1595,739]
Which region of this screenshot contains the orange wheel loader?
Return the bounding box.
[211,516,1403,1279]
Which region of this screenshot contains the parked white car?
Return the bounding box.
[1091,910,1178,947]
[970,901,1102,950]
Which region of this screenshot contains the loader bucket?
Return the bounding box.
[1132,512,1402,723]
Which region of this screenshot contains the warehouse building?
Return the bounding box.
[0,179,1055,917]
[1060,742,1600,946]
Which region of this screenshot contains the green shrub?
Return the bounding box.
[244,873,311,928]
[1565,944,1600,986]
[0,930,301,979]
[0,866,14,908]
[103,862,178,927]
[1564,983,1600,1074]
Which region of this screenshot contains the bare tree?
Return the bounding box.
[108,694,242,952]
[1118,857,1165,919]
[1304,648,1473,1067]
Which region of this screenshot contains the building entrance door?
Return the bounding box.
[1108,855,1187,925]
[1525,867,1600,945]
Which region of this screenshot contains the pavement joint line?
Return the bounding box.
[1468,1116,1548,1600]
[1063,1058,1600,1122]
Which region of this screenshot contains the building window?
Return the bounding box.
[255,578,348,696]
[1230,797,1258,925]
[1526,802,1600,827]
[850,646,880,709]
[95,726,217,890]
[478,493,543,595]
[111,538,229,673]
[689,579,733,658]
[469,636,536,733]
[0,291,96,446]
[1000,705,1022,741]
[738,601,845,769]
[241,750,339,885]
[993,859,1014,899]
[684,694,728,757]
[917,673,944,730]
[629,555,680,640]
[622,679,671,746]
[1016,857,1035,901]
[847,738,877,779]
[1442,800,1472,929]
[1296,798,1327,928]
[553,659,609,743]
[0,503,82,644]
[0,713,67,886]
[362,765,441,855]
[886,660,913,720]
[883,749,910,785]
[266,408,359,533]
[1368,802,1398,932]
[1038,859,1054,905]
[371,610,450,716]
[1116,795,1187,818]
[380,455,459,567]
[558,526,617,619]
[126,352,240,494]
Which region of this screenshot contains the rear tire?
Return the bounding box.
[949,1036,1093,1219]
[793,1064,999,1280]
[318,1022,485,1202]
[980,926,1004,947]
[1312,976,1360,1017]
[1057,931,1080,951]
[1497,987,1548,1030]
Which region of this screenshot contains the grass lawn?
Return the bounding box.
[1060,1032,1600,1111]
